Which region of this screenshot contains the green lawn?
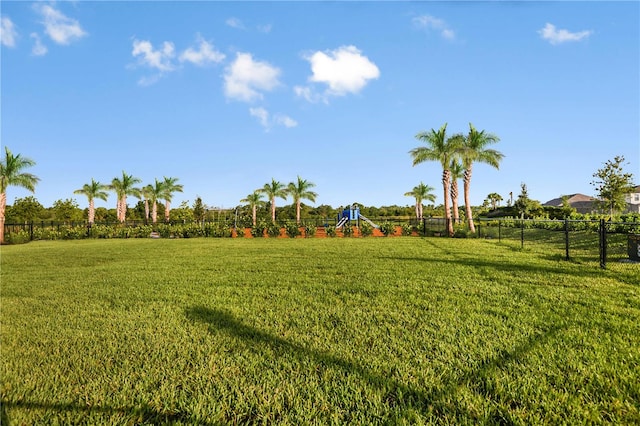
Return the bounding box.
[1,238,639,425]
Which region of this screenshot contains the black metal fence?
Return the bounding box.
[4,217,640,269]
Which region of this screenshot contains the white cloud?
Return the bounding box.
[297,45,379,102]
[224,52,281,102]
[179,35,225,66]
[34,4,87,45]
[1,16,18,47]
[132,39,176,72]
[412,15,455,40]
[538,23,592,45]
[249,107,297,131]
[226,17,245,30]
[30,32,47,56]
[257,24,272,34]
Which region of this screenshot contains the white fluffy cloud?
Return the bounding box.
[34,4,87,45]
[226,17,245,30]
[179,35,225,66]
[30,32,47,56]
[412,15,455,40]
[1,16,17,47]
[538,23,592,45]
[249,107,297,131]
[296,45,379,102]
[132,39,176,72]
[224,53,281,102]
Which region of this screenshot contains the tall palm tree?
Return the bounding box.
[287,176,318,224]
[240,190,265,227]
[486,193,503,210]
[261,178,288,223]
[409,123,462,237]
[74,178,109,225]
[110,171,141,223]
[460,123,503,233]
[0,147,40,243]
[449,159,465,224]
[161,176,183,222]
[146,179,166,224]
[404,182,436,220]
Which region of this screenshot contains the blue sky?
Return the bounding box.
[2,1,638,211]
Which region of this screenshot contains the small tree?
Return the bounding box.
[514,183,539,219]
[52,198,84,223]
[6,196,45,223]
[193,196,205,222]
[591,155,635,218]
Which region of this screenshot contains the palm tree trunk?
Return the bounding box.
[415,201,420,220]
[165,201,171,222]
[296,200,301,224]
[0,191,6,244]
[88,199,95,224]
[271,197,276,223]
[451,179,460,224]
[252,205,257,227]
[419,203,423,220]
[464,167,475,233]
[120,196,127,223]
[442,170,453,236]
[144,199,150,223]
[152,201,158,224]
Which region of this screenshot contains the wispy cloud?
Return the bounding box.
[295,45,379,103]
[1,16,18,47]
[538,23,592,45]
[30,32,47,56]
[132,39,176,72]
[412,15,455,40]
[257,24,272,34]
[226,17,245,30]
[179,34,225,66]
[34,3,87,45]
[249,107,297,131]
[224,52,281,102]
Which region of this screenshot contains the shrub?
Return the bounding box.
[401,223,413,236]
[285,223,301,238]
[325,225,336,237]
[234,227,245,238]
[304,224,317,238]
[251,221,267,238]
[342,224,353,237]
[359,222,373,237]
[380,221,395,237]
[6,230,31,244]
[267,224,281,238]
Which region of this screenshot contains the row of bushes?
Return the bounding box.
[477,218,640,234]
[4,221,420,244]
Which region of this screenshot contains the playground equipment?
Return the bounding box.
[336,204,379,229]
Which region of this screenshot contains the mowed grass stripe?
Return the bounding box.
[1,238,639,424]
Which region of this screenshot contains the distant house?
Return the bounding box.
[626,185,640,213]
[544,186,640,214]
[543,193,596,214]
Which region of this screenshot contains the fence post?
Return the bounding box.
[564,218,570,261]
[599,219,606,269]
[423,218,426,237]
[498,220,501,242]
[30,222,34,241]
[520,219,524,249]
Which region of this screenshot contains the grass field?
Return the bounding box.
[1,238,639,425]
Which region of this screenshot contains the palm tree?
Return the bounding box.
[409,124,462,237]
[287,176,318,224]
[146,179,166,224]
[140,185,152,223]
[404,182,436,220]
[449,159,465,224]
[240,190,265,227]
[261,178,288,223]
[0,147,40,243]
[460,123,503,233]
[110,171,141,223]
[486,193,503,210]
[161,177,183,222]
[74,178,109,225]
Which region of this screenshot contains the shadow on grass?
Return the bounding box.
[186,305,563,422]
[0,399,213,425]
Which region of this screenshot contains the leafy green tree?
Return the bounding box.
[161,176,183,222]
[591,155,635,218]
[404,182,436,219]
[193,196,205,222]
[261,178,288,223]
[409,123,462,236]
[459,123,503,233]
[240,190,266,227]
[514,183,540,219]
[170,200,193,222]
[51,198,84,223]
[560,196,577,218]
[287,176,318,224]
[0,147,40,243]
[110,171,141,223]
[6,196,45,223]
[74,179,109,224]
